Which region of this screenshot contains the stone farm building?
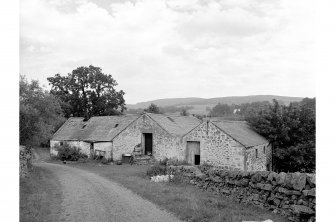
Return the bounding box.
[183,118,272,171]
[50,113,271,171]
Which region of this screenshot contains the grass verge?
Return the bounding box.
[20,165,62,222]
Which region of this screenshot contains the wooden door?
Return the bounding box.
[186,141,200,165]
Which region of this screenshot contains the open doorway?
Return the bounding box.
[143,133,153,155]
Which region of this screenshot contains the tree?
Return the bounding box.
[144,103,161,114]
[208,103,233,117]
[47,65,126,119]
[245,99,315,172]
[180,109,189,116]
[20,75,65,146]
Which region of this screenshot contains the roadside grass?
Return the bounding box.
[20,165,62,222]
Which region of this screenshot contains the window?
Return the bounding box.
[255,149,258,158]
[263,146,266,154]
[60,142,63,146]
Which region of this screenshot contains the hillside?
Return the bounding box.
[127,95,304,110]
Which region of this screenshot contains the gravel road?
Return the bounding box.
[35,161,181,222]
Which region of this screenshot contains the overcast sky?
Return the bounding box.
[20,0,315,104]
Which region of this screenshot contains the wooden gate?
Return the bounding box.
[186,141,200,165]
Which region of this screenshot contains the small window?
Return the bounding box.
[60,142,63,146]
[255,149,258,158]
[263,146,266,154]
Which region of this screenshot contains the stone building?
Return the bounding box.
[50,113,200,161]
[183,119,272,171]
[51,114,271,171]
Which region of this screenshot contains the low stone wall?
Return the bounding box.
[167,165,315,222]
[20,146,33,178]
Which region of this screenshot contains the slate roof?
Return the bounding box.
[52,117,86,141]
[52,115,139,142]
[210,119,268,148]
[146,113,201,136]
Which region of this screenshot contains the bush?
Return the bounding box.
[55,143,87,161]
[169,172,189,185]
[198,162,213,173]
[147,163,167,177]
[166,158,190,166]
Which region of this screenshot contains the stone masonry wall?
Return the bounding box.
[168,165,316,222]
[20,145,32,178]
[94,142,113,160]
[246,143,272,171]
[184,121,245,170]
[113,115,184,161]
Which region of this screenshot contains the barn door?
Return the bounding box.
[186,141,200,165]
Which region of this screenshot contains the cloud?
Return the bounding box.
[20,0,315,104]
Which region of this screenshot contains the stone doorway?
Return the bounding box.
[186,141,200,165]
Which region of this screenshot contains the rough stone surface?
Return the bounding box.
[291,172,307,191]
[184,121,246,170]
[169,166,316,222]
[20,146,32,178]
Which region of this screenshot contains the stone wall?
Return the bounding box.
[113,114,184,161]
[246,144,272,171]
[20,146,32,178]
[94,142,113,160]
[184,121,246,170]
[168,166,316,222]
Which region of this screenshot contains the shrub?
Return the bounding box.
[55,143,87,161]
[159,157,169,166]
[198,161,213,173]
[166,158,190,166]
[169,172,189,185]
[147,163,167,177]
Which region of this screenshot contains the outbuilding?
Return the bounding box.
[183,119,272,171]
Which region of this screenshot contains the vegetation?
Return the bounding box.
[47,65,126,119]
[20,166,62,222]
[20,75,66,146]
[59,159,287,222]
[143,103,161,114]
[126,105,193,115]
[246,98,315,173]
[55,143,88,161]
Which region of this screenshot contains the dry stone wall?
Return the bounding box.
[20,146,32,178]
[167,165,316,222]
[184,121,245,170]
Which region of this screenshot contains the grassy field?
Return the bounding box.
[20,165,62,222]
[63,161,288,222]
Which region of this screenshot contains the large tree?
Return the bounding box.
[245,98,315,172]
[47,65,126,119]
[20,75,65,146]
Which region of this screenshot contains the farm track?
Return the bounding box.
[33,150,181,222]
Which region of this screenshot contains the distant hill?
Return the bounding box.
[127,95,304,110]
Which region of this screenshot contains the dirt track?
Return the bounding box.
[34,161,181,222]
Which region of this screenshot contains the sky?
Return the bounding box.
[20,0,315,104]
